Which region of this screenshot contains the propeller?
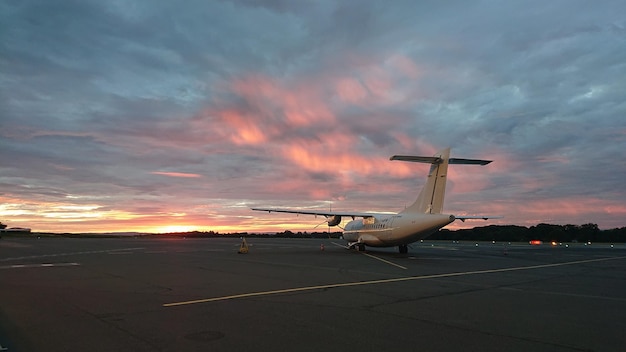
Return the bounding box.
[312,216,345,230]
[311,202,344,237]
[313,219,329,230]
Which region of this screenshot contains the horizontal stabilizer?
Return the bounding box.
[389,155,442,163]
[449,158,492,165]
[454,215,503,222]
[390,155,491,165]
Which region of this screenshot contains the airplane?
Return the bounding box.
[252,148,498,253]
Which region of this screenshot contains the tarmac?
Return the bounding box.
[1,236,625,352]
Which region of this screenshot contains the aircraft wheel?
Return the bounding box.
[399,245,408,254]
[357,243,365,252]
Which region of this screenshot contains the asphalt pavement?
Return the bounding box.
[1,236,625,351]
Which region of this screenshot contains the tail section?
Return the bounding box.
[390,148,491,214]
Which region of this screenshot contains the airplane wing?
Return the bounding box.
[250,207,383,219]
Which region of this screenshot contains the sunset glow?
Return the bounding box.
[1,1,625,233]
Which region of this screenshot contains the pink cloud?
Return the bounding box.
[361,67,394,102]
[206,74,340,146]
[217,109,270,145]
[208,54,427,148]
[333,53,424,106]
[151,171,202,178]
[335,77,368,103]
[387,54,421,79]
[447,163,495,194]
[282,90,335,127]
[517,197,626,218]
[229,75,336,127]
[281,136,414,178]
[448,196,626,230]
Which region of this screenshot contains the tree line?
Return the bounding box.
[432,223,626,243]
[163,223,626,243]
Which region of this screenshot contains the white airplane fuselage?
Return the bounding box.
[342,213,455,247]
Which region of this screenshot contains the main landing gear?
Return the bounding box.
[348,242,367,252]
[398,244,408,254]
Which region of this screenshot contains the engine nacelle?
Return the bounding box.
[327,215,342,227]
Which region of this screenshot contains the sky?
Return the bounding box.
[1,0,626,233]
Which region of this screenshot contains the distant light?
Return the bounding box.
[551,241,557,246]
[529,240,542,245]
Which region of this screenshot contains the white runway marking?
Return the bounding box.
[330,242,349,249]
[163,255,626,307]
[330,241,407,269]
[0,247,144,262]
[361,252,408,270]
[1,262,80,269]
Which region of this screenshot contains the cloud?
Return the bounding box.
[151,172,203,178]
[1,0,625,232]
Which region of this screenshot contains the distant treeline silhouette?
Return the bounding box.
[433,223,625,243]
[165,223,626,243]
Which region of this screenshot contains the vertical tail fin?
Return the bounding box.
[390,148,491,214]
